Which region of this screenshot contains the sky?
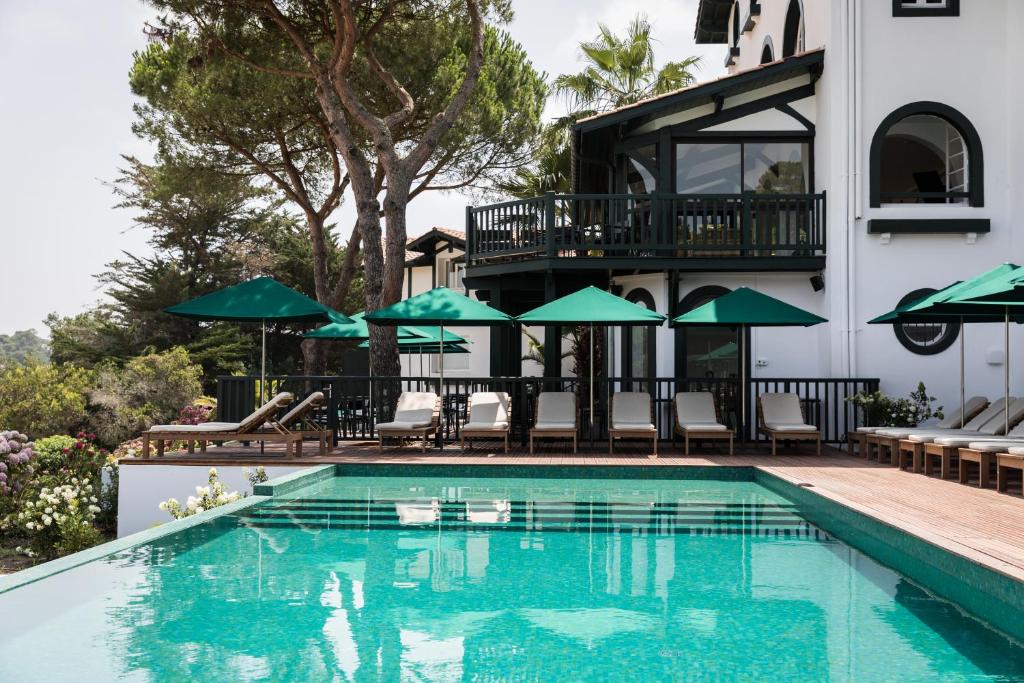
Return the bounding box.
[0,0,724,337]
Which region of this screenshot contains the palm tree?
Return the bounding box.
[507,15,700,198]
[553,15,701,118]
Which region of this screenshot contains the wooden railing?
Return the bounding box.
[467,192,826,264]
[217,374,876,447]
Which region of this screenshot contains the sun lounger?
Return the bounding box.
[959,431,1024,488]
[914,399,1024,479]
[881,396,1005,468]
[866,395,990,463]
[142,391,299,457]
[997,447,1024,494]
[377,392,441,453]
[461,392,511,453]
[757,393,821,456]
[529,392,577,454]
[609,392,658,456]
[674,392,733,456]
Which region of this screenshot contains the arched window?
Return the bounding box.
[623,288,657,389]
[892,288,960,355]
[782,0,805,58]
[870,102,984,207]
[760,37,775,64]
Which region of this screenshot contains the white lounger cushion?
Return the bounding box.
[464,422,510,431]
[536,392,576,428]
[760,394,818,431]
[910,398,1024,443]
[467,392,510,428]
[876,397,1011,439]
[378,392,437,430]
[965,440,1024,452]
[1008,447,1024,456]
[237,392,295,432]
[612,393,655,430]
[276,391,324,428]
[675,392,727,431]
[147,421,242,433]
[532,422,577,431]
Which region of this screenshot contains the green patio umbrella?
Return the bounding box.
[867,264,1024,427]
[304,311,429,341]
[517,286,667,433]
[928,263,1024,433]
[365,287,513,396]
[166,276,352,403]
[673,287,827,436]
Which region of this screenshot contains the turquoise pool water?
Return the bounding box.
[1,472,1022,681]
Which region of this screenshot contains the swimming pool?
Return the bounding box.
[1,466,1022,681]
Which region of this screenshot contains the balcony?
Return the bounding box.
[467,192,826,273]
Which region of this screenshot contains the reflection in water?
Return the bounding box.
[0,476,1022,682]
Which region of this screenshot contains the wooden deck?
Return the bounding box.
[120,440,1024,583]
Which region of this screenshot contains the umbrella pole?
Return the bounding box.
[260,320,267,405]
[589,323,595,437]
[960,316,965,427]
[1006,308,1010,435]
[741,325,747,440]
[440,323,445,399]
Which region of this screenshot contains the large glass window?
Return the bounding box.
[675,142,809,194]
[675,143,742,194]
[879,114,968,204]
[743,142,809,193]
[624,145,658,194]
[623,289,656,390]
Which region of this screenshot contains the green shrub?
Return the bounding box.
[159,468,241,519]
[0,361,93,439]
[32,434,77,472]
[89,347,203,446]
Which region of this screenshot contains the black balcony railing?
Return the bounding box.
[217,374,876,448]
[467,192,826,265]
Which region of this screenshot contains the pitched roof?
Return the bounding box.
[406,227,465,254]
[573,48,824,133]
[694,0,733,44]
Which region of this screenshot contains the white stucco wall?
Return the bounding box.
[116,464,307,537]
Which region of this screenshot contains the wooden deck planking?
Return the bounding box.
[119,441,1024,581]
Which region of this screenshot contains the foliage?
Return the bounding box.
[0,361,94,439]
[553,14,701,115]
[16,478,102,559]
[508,14,700,199]
[159,468,241,519]
[0,329,49,366]
[32,434,79,472]
[520,329,571,372]
[178,403,214,425]
[0,431,37,521]
[88,347,203,447]
[847,382,943,428]
[245,465,268,490]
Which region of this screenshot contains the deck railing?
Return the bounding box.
[467,191,826,264]
[217,374,877,447]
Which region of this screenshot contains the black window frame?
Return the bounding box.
[622,288,658,392]
[869,101,983,208]
[892,0,959,17]
[892,288,961,355]
[672,136,815,196]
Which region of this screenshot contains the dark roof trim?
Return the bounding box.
[574,49,824,134]
[406,228,465,254]
[695,0,733,44]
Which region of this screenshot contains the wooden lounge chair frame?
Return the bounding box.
[529,393,578,455]
[957,446,999,488]
[377,395,442,453]
[142,392,314,458]
[608,393,658,457]
[996,453,1024,493]
[757,395,821,456]
[673,393,733,456]
[461,392,511,453]
[897,439,924,472]
[847,431,868,457]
